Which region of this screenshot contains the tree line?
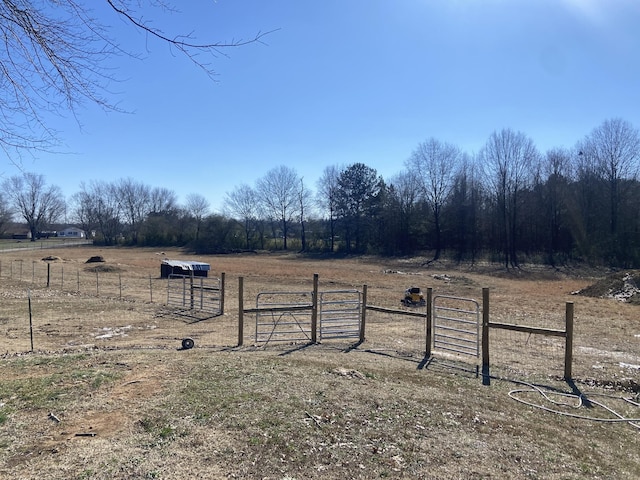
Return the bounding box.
[2,118,640,268]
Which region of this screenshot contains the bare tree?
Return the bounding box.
[407,138,461,261]
[224,184,259,249]
[297,178,313,252]
[75,180,122,245]
[117,178,150,244]
[185,193,210,241]
[0,192,13,235]
[448,153,484,262]
[579,118,640,236]
[149,187,179,214]
[386,171,423,254]
[536,148,573,261]
[316,165,340,252]
[0,1,274,155]
[481,129,538,268]
[2,172,65,241]
[69,189,97,238]
[256,166,301,250]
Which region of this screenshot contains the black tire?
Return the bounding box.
[181,337,195,350]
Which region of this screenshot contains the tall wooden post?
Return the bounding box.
[238,277,244,347]
[359,285,367,343]
[220,272,226,314]
[425,287,433,357]
[481,287,490,385]
[311,273,318,343]
[46,263,50,288]
[564,302,574,380]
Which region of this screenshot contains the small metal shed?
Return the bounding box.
[160,259,210,278]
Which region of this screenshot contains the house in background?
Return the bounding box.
[58,227,86,238]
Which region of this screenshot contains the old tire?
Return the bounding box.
[181,337,195,350]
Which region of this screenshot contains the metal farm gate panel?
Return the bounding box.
[432,295,480,359]
[255,291,314,344]
[319,290,361,340]
[167,274,222,315]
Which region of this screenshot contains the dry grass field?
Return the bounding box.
[0,245,638,479]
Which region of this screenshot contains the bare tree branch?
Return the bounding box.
[0,0,275,157]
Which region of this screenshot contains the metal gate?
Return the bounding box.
[167,274,222,315]
[255,291,314,344]
[432,295,480,358]
[319,290,361,340]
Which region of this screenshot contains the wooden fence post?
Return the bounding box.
[238,276,244,347]
[564,302,574,380]
[359,284,367,343]
[426,287,433,357]
[220,272,225,314]
[47,263,50,288]
[482,287,490,385]
[311,273,318,343]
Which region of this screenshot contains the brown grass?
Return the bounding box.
[0,246,638,479]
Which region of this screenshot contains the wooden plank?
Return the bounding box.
[366,304,427,318]
[243,305,313,314]
[488,321,566,337]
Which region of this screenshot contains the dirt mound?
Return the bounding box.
[575,270,640,304]
[84,264,123,274]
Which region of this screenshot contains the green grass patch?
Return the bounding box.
[0,355,122,411]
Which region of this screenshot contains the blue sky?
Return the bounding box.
[13,0,640,215]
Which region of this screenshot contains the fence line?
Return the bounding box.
[237,277,575,382]
[3,261,576,382]
[481,287,574,384]
[0,259,209,307]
